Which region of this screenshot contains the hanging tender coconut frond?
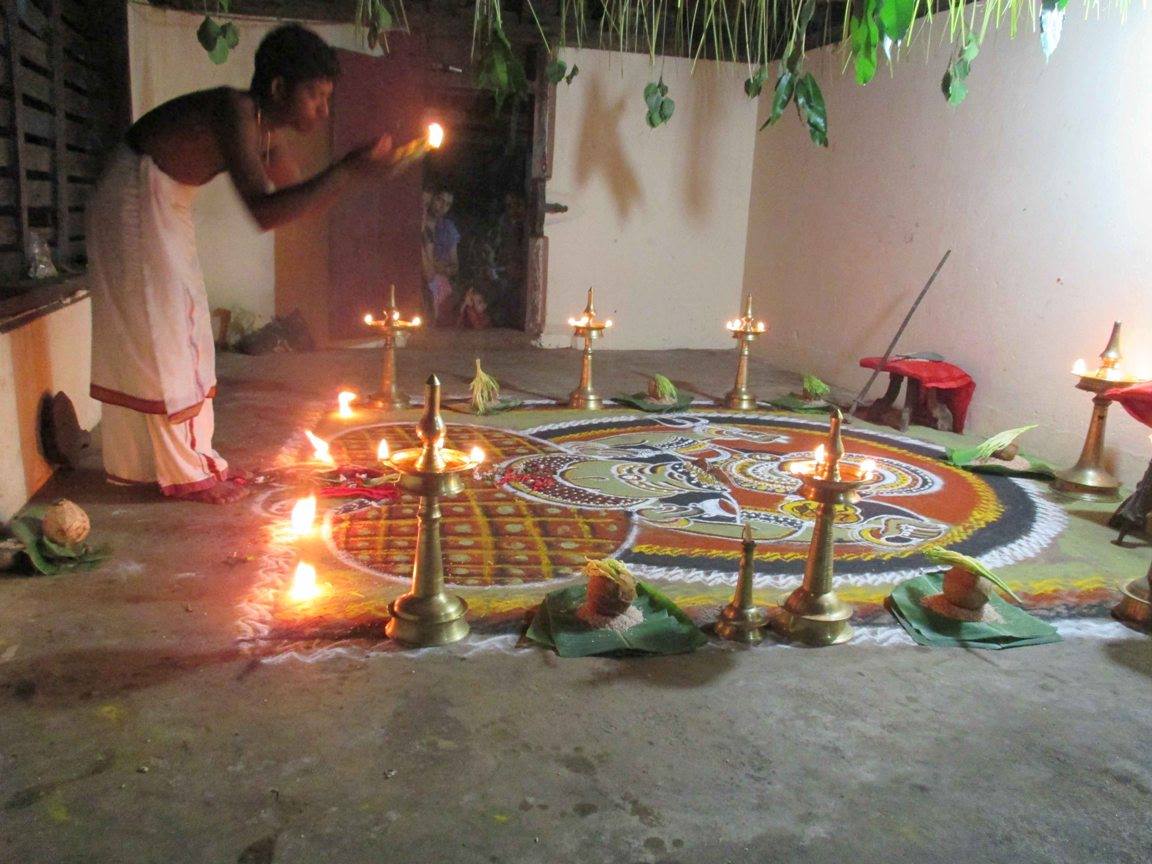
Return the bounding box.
[802,374,830,399]
[922,545,1023,602]
[647,374,678,402]
[470,358,501,415]
[971,425,1038,462]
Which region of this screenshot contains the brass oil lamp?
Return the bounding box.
[380,374,484,646]
[363,283,422,410]
[1114,556,1151,629]
[1054,322,1147,501]
[774,407,875,646]
[567,287,613,409]
[723,295,767,410]
[715,522,770,643]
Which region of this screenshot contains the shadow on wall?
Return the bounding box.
[682,64,727,224]
[574,76,644,221]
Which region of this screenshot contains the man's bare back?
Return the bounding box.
[126,88,249,187]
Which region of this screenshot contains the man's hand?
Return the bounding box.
[341,134,393,176]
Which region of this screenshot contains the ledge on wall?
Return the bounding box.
[0,275,90,335]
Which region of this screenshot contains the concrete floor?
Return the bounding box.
[2,331,1151,864]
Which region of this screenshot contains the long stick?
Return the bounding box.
[847,249,952,418]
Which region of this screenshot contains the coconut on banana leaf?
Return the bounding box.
[646,374,679,406]
[952,426,1037,471]
[800,374,831,403]
[576,558,643,630]
[920,546,1023,623]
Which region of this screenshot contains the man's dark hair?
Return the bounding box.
[251,24,340,104]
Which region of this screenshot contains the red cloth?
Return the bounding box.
[859,356,976,434]
[1104,381,1152,429]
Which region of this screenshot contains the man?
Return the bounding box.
[87,25,391,503]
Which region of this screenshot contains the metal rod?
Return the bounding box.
[848,249,952,418]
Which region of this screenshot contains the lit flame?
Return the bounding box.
[288,561,323,603]
[412,315,422,326]
[377,439,390,462]
[469,446,486,465]
[427,122,445,149]
[605,319,613,328]
[305,430,335,465]
[337,391,356,418]
[1072,358,1087,376]
[814,444,826,464]
[859,459,876,479]
[290,495,317,537]
[364,313,374,325]
[392,309,400,321]
[756,321,766,332]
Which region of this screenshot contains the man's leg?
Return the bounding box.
[146,400,246,503]
[101,403,159,486]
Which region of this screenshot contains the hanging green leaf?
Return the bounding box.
[744,66,769,99]
[374,2,394,31]
[849,0,880,85]
[942,35,979,105]
[877,0,916,43]
[643,78,674,128]
[220,21,240,50]
[197,16,221,52]
[545,58,568,84]
[794,73,827,147]
[207,38,230,64]
[760,68,795,129]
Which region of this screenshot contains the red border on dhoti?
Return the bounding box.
[90,383,218,423]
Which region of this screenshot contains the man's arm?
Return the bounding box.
[217,91,387,231]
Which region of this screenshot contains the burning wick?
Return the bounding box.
[859,459,876,480]
[364,313,374,325]
[469,446,486,465]
[288,561,323,604]
[305,430,335,466]
[411,316,422,326]
[605,319,614,328]
[290,495,317,537]
[427,122,445,149]
[391,310,400,321]
[814,444,827,465]
[337,391,357,418]
[1072,358,1087,376]
[377,439,391,463]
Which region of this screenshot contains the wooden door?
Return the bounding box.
[328,39,426,340]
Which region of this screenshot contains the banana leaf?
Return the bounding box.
[888,572,1059,649]
[946,426,1054,478]
[612,392,693,413]
[525,581,707,657]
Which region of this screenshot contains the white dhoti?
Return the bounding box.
[87,144,229,496]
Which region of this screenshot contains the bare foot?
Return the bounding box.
[172,480,250,504]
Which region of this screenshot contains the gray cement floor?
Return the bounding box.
[2,331,1151,864]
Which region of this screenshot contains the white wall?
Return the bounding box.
[542,48,759,349]
[127,5,368,323]
[0,296,100,521]
[743,14,1152,484]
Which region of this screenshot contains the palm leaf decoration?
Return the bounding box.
[470,358,501,415]
[922,545,1023,603]
[971,425,1038,461]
